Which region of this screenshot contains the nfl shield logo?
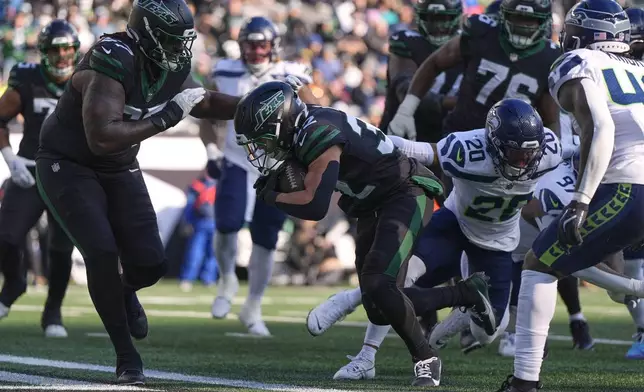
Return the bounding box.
[594,32,607,40]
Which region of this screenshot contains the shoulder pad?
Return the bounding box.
[283,61,313,84]
[7,62,38,91]
[548,49,598,107]
[212,59,245,79]
[533,129,562,179]
[294,115,345,166]
[436,129,498,183]
[462,14,498,38]
[89,37,134,84]
[389,30,423,58]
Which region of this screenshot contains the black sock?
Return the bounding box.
[558,276,582,316]
[42,249,73,325]
[0,243,27,307]
[403,281,476,315]
[85,253,137,357]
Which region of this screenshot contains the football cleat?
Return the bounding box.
[411,357,442,387]
[497,375,542,392]
[498,331,516,357]
[570,319,594,350]
[238,304,271,337]
[306,290,358,336]
[44,324,68,338]
[626,330,644,359]
[117,369,145,385]
[464,272,496,336]
[428,308,470,349]
[124,290,148,340]
[211,275,239,319]
[333,355,375,380]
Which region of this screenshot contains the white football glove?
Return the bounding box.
[284,75,304,93]
[1,147,35,188]
[388,95,420,141]
[172,87,206,120]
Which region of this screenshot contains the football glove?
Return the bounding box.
[1,147,35,188]
[388,95,419,141]
[284,75,304,93]
[151,87,206,131]
[557,200,589,246]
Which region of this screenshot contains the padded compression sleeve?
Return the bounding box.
[266,161,340,221]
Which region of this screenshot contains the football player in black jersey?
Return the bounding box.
[382,0,463,143]
[35,0,240,384]
[389,0,561,139]
[234,80,495,387]
[0,19,78,338]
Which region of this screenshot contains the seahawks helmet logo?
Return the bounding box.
[487,109,501,131]
[255,90,285,131]
[136,0,179,26]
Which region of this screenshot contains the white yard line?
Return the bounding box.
[10,304,635,345]
[0,355,359,392]
[0,370,160,391]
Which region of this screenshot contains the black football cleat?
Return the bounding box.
[124,290,148,340]
[497,375,542,392]
[117,369,145,385]
[463,272,496,335]
[570,319,594,350]
[411,357,442,387]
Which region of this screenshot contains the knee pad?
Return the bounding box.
[122,260,168,290]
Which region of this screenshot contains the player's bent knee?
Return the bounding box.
[524,249,552,273]
[360,273,397,325]
[250,224,281,250]
[122,260,168,290]
[361,293,390,325]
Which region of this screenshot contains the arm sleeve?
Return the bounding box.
[389,135,434,165]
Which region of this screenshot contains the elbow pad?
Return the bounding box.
[273,161,340,221]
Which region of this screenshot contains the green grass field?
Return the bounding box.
[1,281,643,391]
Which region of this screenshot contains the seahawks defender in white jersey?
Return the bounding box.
[500,1,644,390]
[206,16,313,337]
[306,99,561,381]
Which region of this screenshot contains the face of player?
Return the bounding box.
[46,45,77,81]
[499,144,543,179]
[242,40,272,71]
[420,12,458,46]
[504,13,544,48]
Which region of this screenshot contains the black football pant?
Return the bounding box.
[355,186,436,362]
[0,173,73,327]
[36,158,167,366]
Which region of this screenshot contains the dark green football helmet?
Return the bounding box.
[415,0,463,46]
[127,0,197,72]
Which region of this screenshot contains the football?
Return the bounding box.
[275,159,307,193]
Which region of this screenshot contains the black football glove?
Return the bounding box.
[254,172,280,204]
[557,200,589,247]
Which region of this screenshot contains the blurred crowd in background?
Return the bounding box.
[4,0,635,123]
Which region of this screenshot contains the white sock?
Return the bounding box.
[514,270,558,382]
[569,312,586,322]
[215,232,238,276]
[363,323,390,353]
[625,259,644,329]
[346,287,363,307]
[357,344,378,362]
[573,266,644,297]
[460,252,469,278]
[247,244,274,302]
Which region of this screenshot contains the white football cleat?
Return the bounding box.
[0,302,8,320]
[306,290,358,336]
[211,275,239,319]
[498,331,516,357]
[238,304,271,337]
[333,355,375,380]
[428,308,470,349]
[44,325,68,338]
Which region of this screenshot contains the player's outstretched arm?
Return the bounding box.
[183,75,240,120]
[388,135,439,166]
[80,70,203,155]
[267,146,341,221]
[558,79,614,205]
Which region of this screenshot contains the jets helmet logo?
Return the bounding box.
[136,0,179,25]
[254,90,285,131]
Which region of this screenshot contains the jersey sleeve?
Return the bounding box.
[548,49,600,108]
[7,62,35,98]
[88,38,135,92]
[294,122,346,166]
[388,29,424,59]
[460,14,496,59]
[435,130,498,183]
